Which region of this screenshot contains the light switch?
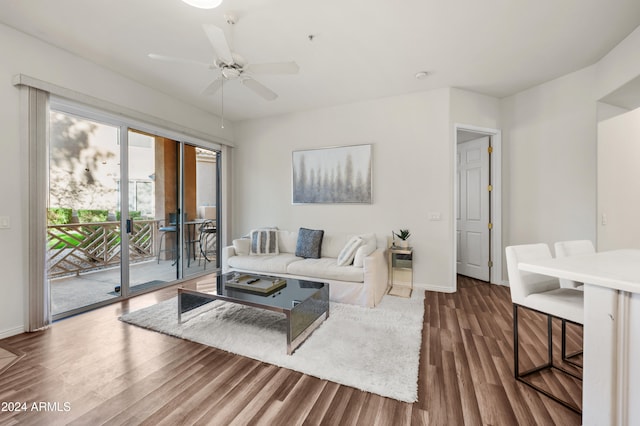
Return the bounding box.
[601,213,607,226]
[0,216,9,229]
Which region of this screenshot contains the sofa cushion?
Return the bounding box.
[337,236,363,266]
[250,229,279,255]
[287,258,364,283]
[227,253,301,274]
[353,233,377,267]
[295,228,324,259]
[278,230,298,254]
[321,233,351,258]
[233,238,250,256]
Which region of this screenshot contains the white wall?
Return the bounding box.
[597,107,640,251]
[234,89,456,290]
[450,88,501,130]
[597,102,630,122]
[596,25,640,101]
[0,23,232,338]
[497,23,640,262]
[500,66,598,255]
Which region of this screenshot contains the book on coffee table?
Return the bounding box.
[225,275,287,293]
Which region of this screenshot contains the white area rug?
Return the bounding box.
[120,290,425,402]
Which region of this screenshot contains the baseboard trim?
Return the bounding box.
[0,325,25,340]
[413,280,509,293]
[414,282,456,293]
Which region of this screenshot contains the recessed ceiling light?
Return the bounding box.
[182,0,223,9]
[415,71,429,80]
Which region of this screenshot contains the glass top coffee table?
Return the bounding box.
[178,272,330,355]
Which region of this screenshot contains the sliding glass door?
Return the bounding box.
[126,131,180,293]
[48,101,221,319]
[182,143,220,278]
[47,110,123,315]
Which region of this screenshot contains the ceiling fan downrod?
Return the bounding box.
[220,77,225,129]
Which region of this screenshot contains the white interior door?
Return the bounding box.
[456,137,490,281]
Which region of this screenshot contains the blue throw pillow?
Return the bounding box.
[295,228,324,259]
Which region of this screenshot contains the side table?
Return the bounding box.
[388,246,413,297]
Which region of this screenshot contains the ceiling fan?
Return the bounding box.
[148,15,299,102]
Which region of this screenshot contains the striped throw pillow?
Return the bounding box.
[337,236,363,266]
[250,229,279,255]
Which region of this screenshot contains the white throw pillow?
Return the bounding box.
[337,236,363,266]
[353,233,377,267]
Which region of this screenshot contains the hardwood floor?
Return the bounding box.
[0,275,581,425]
[0,345,24,378]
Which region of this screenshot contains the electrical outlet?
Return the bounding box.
[428,212,441,221]
[0,216,9,229]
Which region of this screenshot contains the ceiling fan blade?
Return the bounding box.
[245,61,299,75]
[202,77,224,96]
[148,53,211,67]
[202,24,234,65]
[242,78,278,101]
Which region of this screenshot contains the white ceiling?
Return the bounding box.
[1,0,639,122]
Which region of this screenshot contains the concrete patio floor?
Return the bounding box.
[51,255,217,316]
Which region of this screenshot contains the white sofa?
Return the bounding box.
[222,229,388,307]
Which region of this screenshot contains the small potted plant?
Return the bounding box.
[393,229,411,248]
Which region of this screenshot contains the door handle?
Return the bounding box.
[126,219,132,234]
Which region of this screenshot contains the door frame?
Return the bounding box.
[452,123,503,288]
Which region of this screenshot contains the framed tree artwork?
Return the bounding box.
[292,144,372,204]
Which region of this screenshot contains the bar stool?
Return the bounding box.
[505,243,583,414]
[157,213,179,264]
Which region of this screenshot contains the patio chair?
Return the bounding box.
[198,219,217,269]
[156,212,184,264]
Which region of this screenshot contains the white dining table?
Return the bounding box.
[518,249,640,425]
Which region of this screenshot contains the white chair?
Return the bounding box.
[554,240,595,290]
[506,243,583,414]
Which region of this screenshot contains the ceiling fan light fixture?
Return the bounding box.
[221,67,241,79]
[181,0,223,9]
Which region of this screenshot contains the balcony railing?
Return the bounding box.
[47,220,158,278]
